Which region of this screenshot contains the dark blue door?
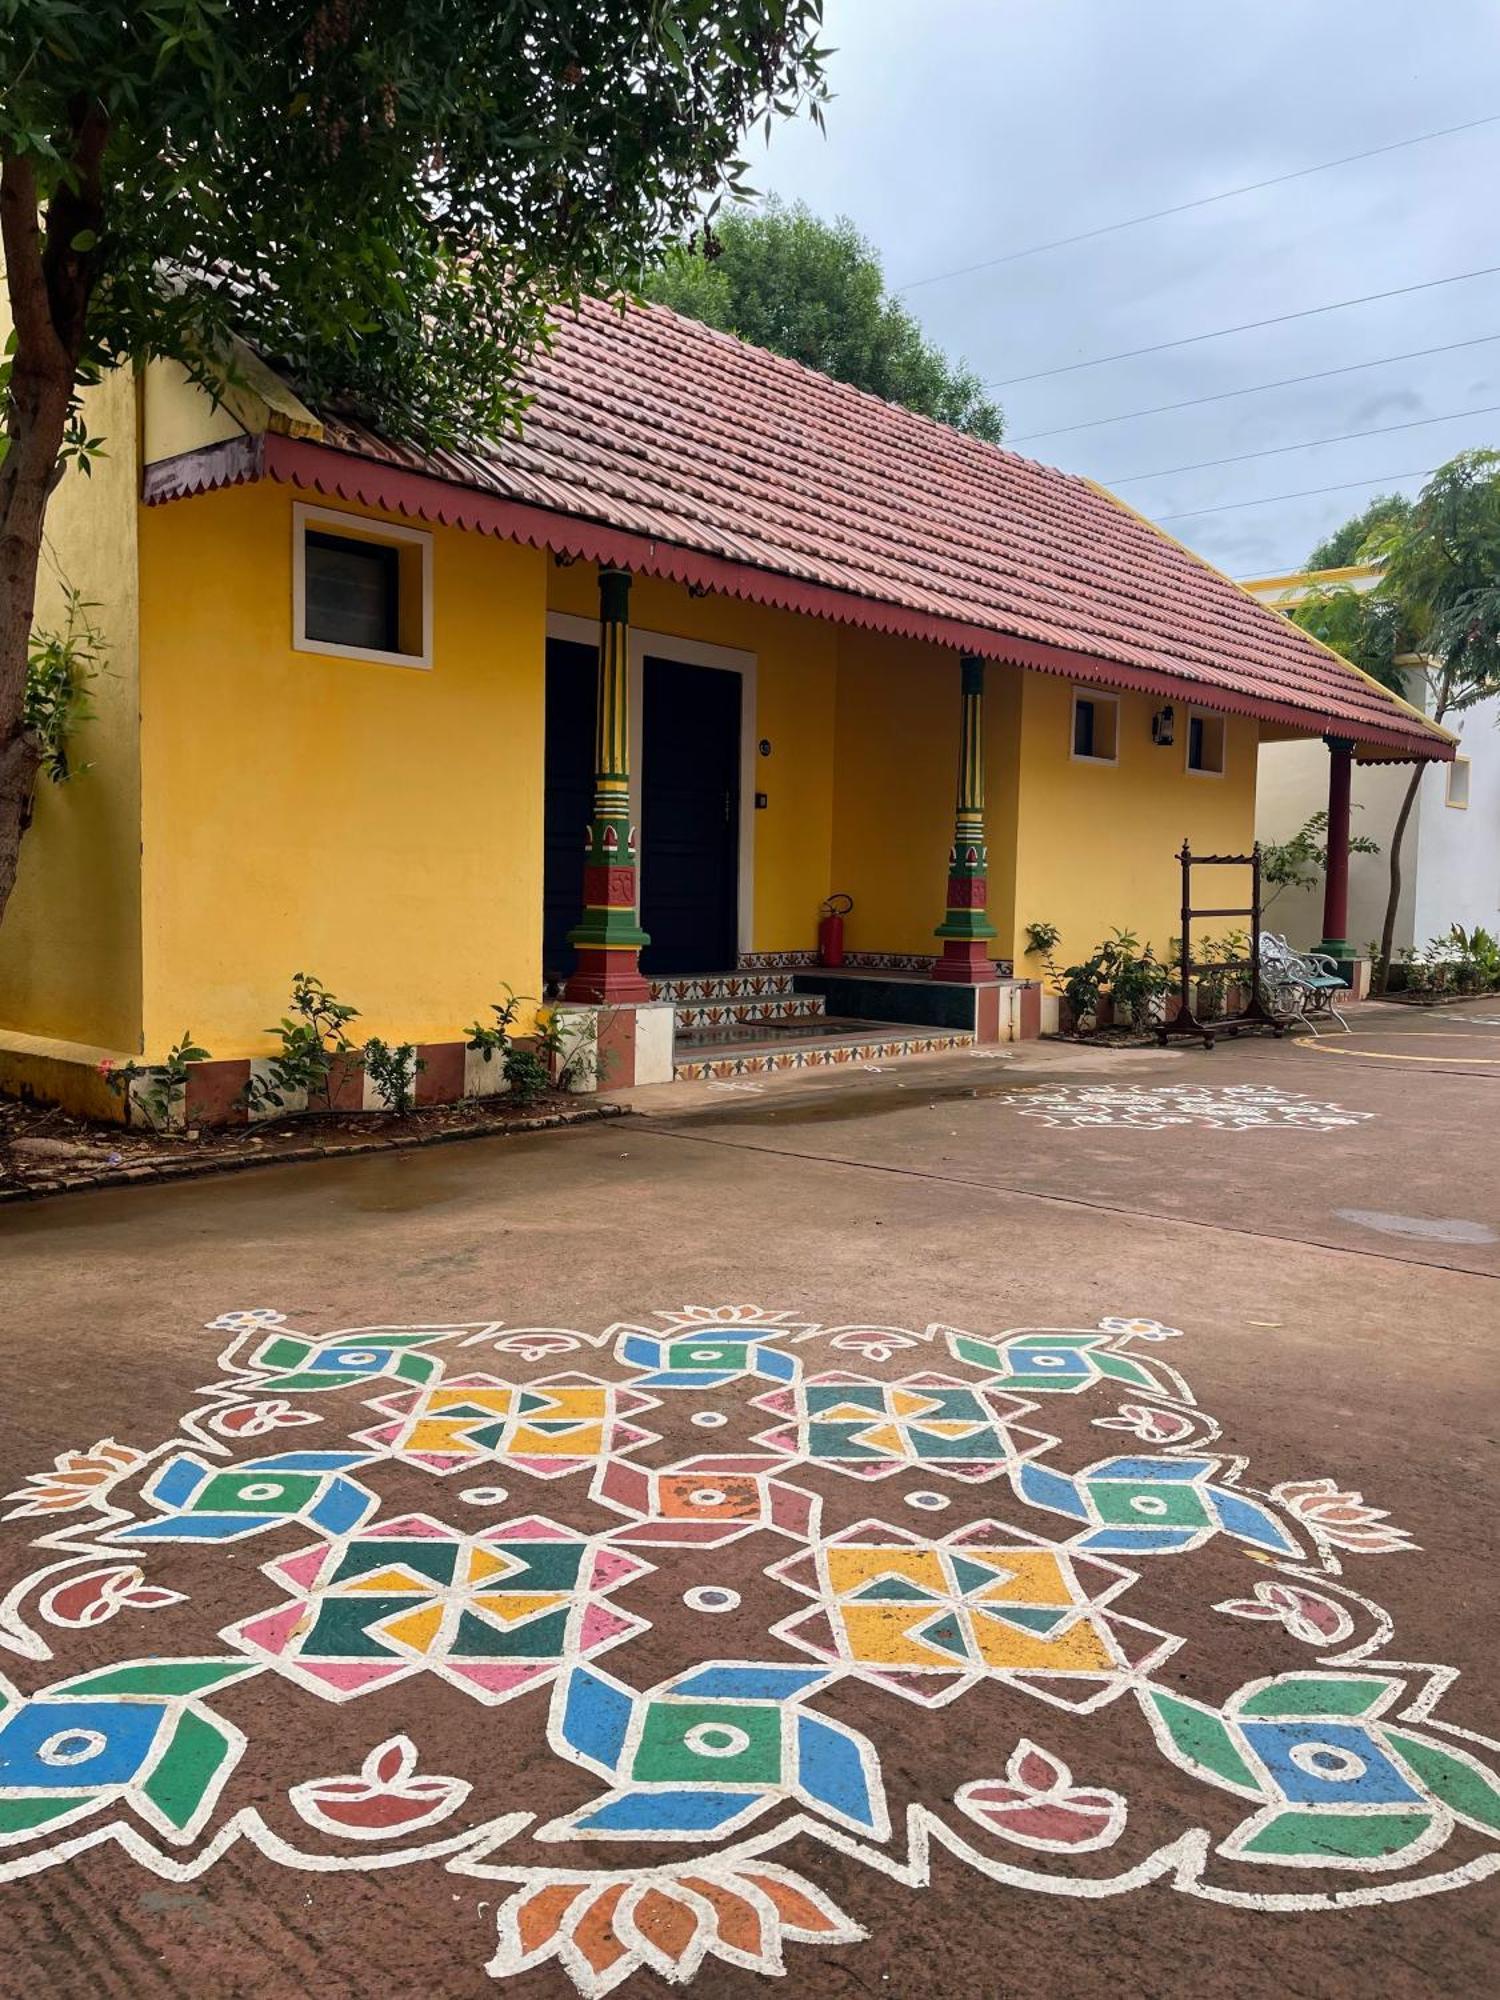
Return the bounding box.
[640,657,740,975]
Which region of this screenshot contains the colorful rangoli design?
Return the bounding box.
[0,1300,1496,1996]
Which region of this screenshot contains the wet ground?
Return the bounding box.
[0,1003,1496,1997]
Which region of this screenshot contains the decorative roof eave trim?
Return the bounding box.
[142,432,1453,764]
[143,432,266,502]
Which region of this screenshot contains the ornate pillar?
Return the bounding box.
[1318,734,1355,972]
[564,566,651,1002]
[933,654,999,983]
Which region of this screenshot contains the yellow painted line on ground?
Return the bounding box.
[1298,1035,1500,1065]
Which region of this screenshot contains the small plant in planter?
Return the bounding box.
[101,1032,210,1133]
[245,972,361,1114]
[362,1038,423,1114]
[535,1008,609,1093]
[502,1044,552,1106]
[1049,951,1108,1034]
[1111,945,1170,1028]
[466,988,528,1071]
[1193,935,1232,1021]
[1023,920,1061,959]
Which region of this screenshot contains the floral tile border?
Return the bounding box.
[673,997,828,1030]
[674,1032,974,1081]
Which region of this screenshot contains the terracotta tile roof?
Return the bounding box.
[194,295,1452,759]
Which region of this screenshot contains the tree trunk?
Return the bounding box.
[1374,767,1423,992]
[1374,679,1453,993]
[0,119,107,931]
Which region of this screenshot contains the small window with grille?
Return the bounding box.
[293,503,432,668]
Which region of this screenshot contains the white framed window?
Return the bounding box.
[1446,756,1471,809]
[1185,710,1226,777]
[293,502,433,669]
[1071,687,1119,765]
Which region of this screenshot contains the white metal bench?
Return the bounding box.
[1257,932,1350,1035]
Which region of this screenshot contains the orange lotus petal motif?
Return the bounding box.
[488,1862,862,1994]
[1272,1478,1417,1555]
[3,1439,145,1518]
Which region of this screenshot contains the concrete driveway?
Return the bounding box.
[1,1004,1496,1997]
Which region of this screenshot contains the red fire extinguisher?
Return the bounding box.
[819,893,853,968]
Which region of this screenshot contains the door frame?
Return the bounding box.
[546,612,758,957]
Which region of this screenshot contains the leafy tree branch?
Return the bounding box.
[0,0,831,928]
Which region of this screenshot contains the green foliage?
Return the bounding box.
[1449,924,1500,986]
[244,971,360,1113]
[1381,452,1500,712]
[1297,453,1500,985]
[1043,927,1168,1031]
[0,3,831,452]
[532,1008,605,1093]
[502,1045,553,1107]
[467,988,604,1099]
[362,1037,422,1115]
[1109,941,1171,1026]
[466,987,528,1064]
[1289,580,1407,697]
[1023,920,1061,957]
[1399,927,1500,1001]
[100,1031,209,1132]
[1261,809,1379,903]
[1294,452,1500,718]
[1186,932,1249,1021]
[22,589,103,784]
[1307,492,1413,571]
[644,198,1004,440]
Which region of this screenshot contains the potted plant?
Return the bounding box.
[1194,935,1229,1021]
[1061,957,1106,1034]
[1111,943,1170,1030]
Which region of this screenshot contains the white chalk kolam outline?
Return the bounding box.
[986,1080,1372,1132]
[0,1302,1492,1980]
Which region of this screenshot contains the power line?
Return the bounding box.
[1009,332,1500,443]
[1152,469,1434,526]
[1106,402,1500,486]
[985,264,1500,388]
[894,112,1500,294]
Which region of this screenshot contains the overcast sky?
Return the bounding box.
[752,0,1500,577]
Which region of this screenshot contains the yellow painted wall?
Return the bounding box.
[546,566,837,953]
[0,365,144,1050]
[1008,674,1258,978]
[137,485,549,1054]
[830,630,965,956]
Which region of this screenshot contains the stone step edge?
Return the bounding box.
[673,1029,975,1081]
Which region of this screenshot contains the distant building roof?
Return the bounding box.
[148,297,1450,762]
[1242,562,1384,608]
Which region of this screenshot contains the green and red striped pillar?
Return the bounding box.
[933,653,999,983]
[564,566,651,1003]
